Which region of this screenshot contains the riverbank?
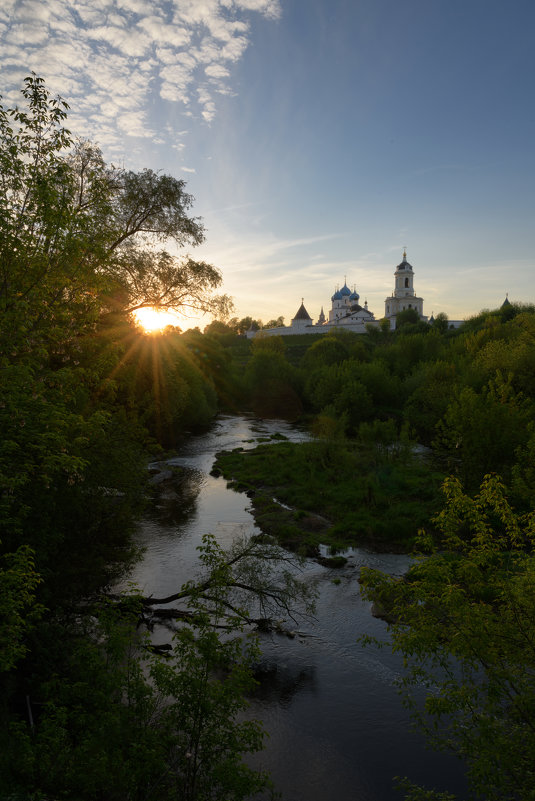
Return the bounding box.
[213,438,444,555]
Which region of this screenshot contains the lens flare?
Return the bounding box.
[132,307,182,333]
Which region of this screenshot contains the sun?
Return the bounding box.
[132,307,183,333]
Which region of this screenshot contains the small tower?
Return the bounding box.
[291,299,313,330]
[384,250,425,328]
[317,306,326,325]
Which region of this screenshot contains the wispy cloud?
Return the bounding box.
[0,0,281,156]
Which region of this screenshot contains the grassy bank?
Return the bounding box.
[213,439,444,556]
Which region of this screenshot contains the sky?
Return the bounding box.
[1,0,534,330]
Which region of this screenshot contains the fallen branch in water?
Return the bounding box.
[107,534,318,637]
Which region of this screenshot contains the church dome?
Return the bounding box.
[331,289,343,301]
[340,283,352,296]
[349,290,360,301]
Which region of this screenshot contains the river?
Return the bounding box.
[126,415,466,801]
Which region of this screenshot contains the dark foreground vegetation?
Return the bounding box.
[1,77,535,801]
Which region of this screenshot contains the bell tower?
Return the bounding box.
[384,250,425,328]
[394,249,415,297]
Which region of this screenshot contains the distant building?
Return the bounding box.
[246,251,470,338]
[290,300,313,331]
[328,281,376,329]
[384,250,426,329]
[247,280,377,338]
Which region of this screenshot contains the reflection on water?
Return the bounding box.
[129,415,467,801]
[150,467,205,527]
[251,661,317,710]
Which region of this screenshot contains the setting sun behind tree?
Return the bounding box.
[132,307,183,333]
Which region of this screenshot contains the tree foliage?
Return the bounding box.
[1,536,299,800]
[0,74,230,345]
[0,76,235,603]
[0,78,263,800]
[360,474,535,801]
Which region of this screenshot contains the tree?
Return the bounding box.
[302,335,349,370]
[360,474,535,801]
[403,361,458,444]
[433,372,533,489]
[245,349,303,419]
[203,319,233,336]
[1,534,314,800]
[0,75,231,341]
[395,308,420,328]
[432,312,449,334]
[230,316,261,335]
[264,315,285,329]
[0,545,42,671]
[129,533,317,632]
[251,333,286,355]
[0,76,233,589]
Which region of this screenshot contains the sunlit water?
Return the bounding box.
[126,415,466,801]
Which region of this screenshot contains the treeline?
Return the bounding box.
[212,301,535,507]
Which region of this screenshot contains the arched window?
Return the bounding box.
[404,277,409,288]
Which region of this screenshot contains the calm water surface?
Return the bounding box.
[127,415,466,801]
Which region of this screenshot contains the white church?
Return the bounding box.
[248,251,431,338]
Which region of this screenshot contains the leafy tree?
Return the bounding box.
[0,545,42,671]
[304,361,374,432]
[302,334,350,369]
[0,76,232,594]
[264,315,285,328]
[245,349,302,419]
[395,308,420,328]
[403,361,458,444]
[150,623,268,801]
[360,474,535,801]
[511,422,535,510]
[251,333,286,354]
[203,319,234,336]
[374,332,443,377]
[1,534,313,800]
[227,316,261,335]
[0,76,305,801]
[432,312,449,334]
[433,372,534,489]
[357,360,401,412]
[0,75,230,347]
[473,311,535,397]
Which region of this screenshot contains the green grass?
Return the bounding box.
[214,440,444,553]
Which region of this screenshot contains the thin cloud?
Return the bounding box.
[0,0,281,156]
